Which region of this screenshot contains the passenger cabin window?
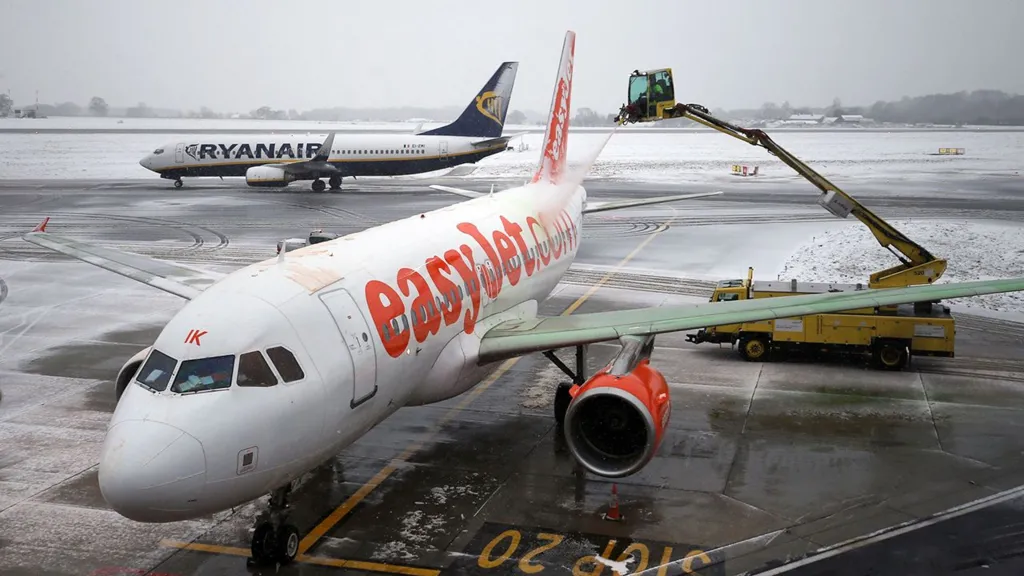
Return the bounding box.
[237,351,279,387]
[136,348,177,391]
[266,346,305,382]
[171,355,235,393]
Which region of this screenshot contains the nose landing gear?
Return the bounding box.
[248,484,301,566]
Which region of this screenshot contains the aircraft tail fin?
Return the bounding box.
[420,62,518,138]
[531,31,575,186]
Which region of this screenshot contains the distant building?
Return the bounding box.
[787,114,824,123]
[835,114,865,124]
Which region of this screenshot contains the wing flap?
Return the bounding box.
[583,191,723,214]
[478,278,1024,362]
[22,227,224,300]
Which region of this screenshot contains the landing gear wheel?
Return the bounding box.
[328,175,342,190]
[250,521,278,565]
[247,483,296,566]
[873,341,907,371]
[276,524,300,564]
[554,382,572,426]
[173,179,183,188]
[739,335,769,362]
[311,179,326,193]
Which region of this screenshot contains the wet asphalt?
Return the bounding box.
[1,176,1024,575]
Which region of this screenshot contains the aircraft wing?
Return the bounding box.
[429,185,724,209]
[476,277,1024,363]
[21,218,224,300]
[471,131,529,148]
[582,191,723,214]
[274,132,340,175]
[429,184,486,199]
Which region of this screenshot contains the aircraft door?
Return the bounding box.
[318,288,378,408]
[439,141,448,163]
[175,143,185,163]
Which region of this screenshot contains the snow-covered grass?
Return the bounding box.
[777,219,1024,314]
[1,130,1021,183]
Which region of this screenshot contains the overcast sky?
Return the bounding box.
[2,0,1022,114]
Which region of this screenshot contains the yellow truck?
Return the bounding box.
[684,268,955,370]
[615,68,956,370]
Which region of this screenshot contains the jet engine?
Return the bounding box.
[245,165,294,187]
[563,336,670,478]
[115,346,151,402]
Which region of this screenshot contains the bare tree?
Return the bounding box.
[89,96,108,116]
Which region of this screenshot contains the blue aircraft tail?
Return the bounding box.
[420,61,518,138]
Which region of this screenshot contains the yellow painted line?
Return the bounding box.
[562,223,667,316]
[160,539,440,575]
[160,539,250,557]
[296,208,674,556]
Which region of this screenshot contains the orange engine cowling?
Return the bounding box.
[563,358,671,477]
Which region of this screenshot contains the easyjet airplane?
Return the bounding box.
[138,62,523,192]
[23,31,1024,566]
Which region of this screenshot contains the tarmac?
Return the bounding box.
[2,176,1024,575]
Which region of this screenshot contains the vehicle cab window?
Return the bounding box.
[135,348,177,391]
[715,293,740,302]
[237,351,279,387]
[171,355,235,393]
[266,346,305,382]
[629,75,649,105]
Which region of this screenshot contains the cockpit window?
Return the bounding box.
[153,148,164,154]
[237,351,278,387]
[135,348,177,391]
[171,355,235,393]
[266,346,305,383]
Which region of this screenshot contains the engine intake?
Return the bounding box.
[563,336,670,477]
[245,165,294,187]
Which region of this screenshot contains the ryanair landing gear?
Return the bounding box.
[174,178,183,189]
[328,175,342,190]
[311,179,326,193]
[248,483,300,567]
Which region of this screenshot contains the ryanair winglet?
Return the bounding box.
[532,31,575,185]
[314,133,335,162]
[420,61,519,138]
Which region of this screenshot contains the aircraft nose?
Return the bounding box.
[139,155,153,170]
[98,420,207,522]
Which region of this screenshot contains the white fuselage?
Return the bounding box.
[138,133,508,180]
[98,181,586,521]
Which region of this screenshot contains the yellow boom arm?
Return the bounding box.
[616,98,946,288]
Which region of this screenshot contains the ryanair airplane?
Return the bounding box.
[139,62,521,192]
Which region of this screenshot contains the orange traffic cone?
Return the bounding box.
[602,483,624,522]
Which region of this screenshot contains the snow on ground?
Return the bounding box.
[776,219,1024,314]
[0,129,1021,183]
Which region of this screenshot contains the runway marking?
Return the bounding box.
[297,206,678,557]
[750,482,1024,575]
[159,540,440,576]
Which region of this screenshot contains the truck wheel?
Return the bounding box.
[874,341,907,371]
[739,336,768,362]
